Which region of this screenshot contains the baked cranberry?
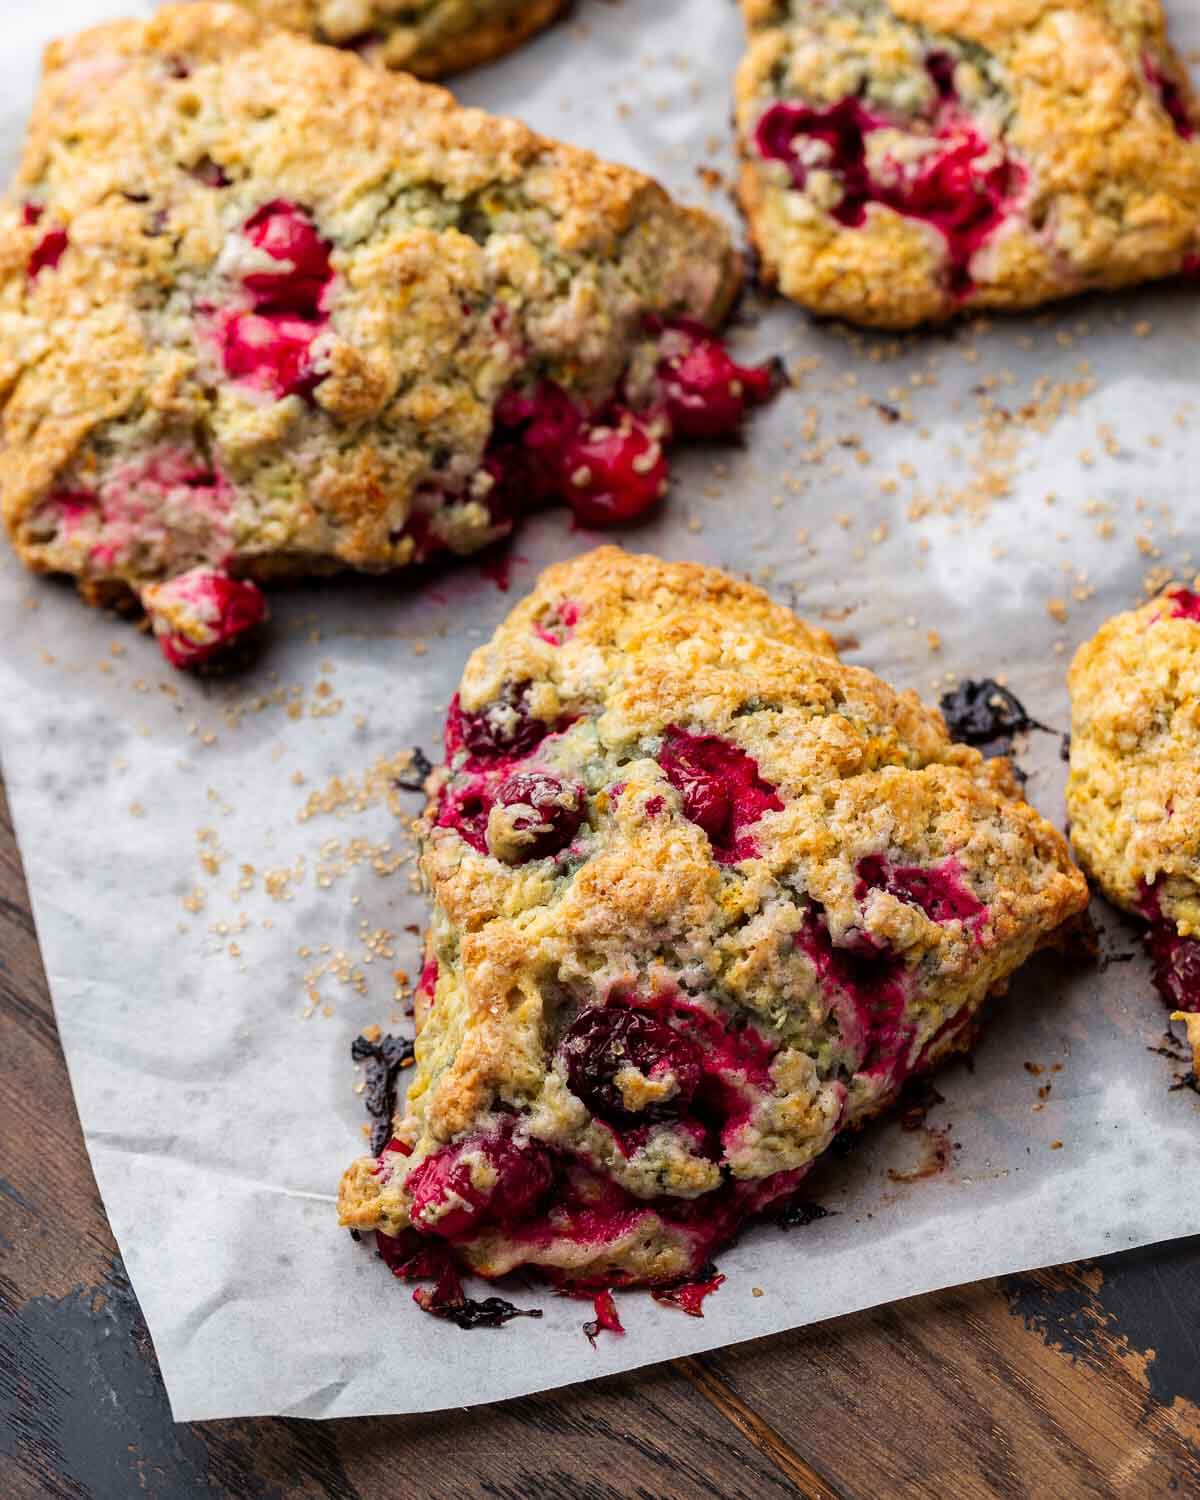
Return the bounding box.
[560,1005,703,1125]
[490,383,585,505]
[28,227,68,279]
[560,415,668,527]
[1167,588,1200,622]
[447,682,550,759]
[756,99,877,226]
[142,567,267,669]
[855,855,984,924]
[21,203,43,226]
[242,201,332,312]
[654,321,780,440]
[658,728,782,862]
[1139,887,1200,1011]
[1145,57,1194,139]
[926,51,958,100]
[406,1128,555,1239]
[490,771,585,862]
[219,309,322,400]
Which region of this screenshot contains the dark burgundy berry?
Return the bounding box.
[447,682,550,760]
[560,1005,703,1126]
[1168,588,1200,622]
[490,771,585,862]
[406,1129,555,1240]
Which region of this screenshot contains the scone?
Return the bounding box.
[229,0,565,77]
[735,0,1200,328]
[340,548,1088,1288]
[0,5,767,668]
[1068,587,1200,1028]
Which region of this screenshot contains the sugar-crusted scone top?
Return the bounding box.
[230,0,565,77]
[735,0,1200,327]
[1069,589,1200,937]
[0,4,736,607]
[339,548,1088,1285]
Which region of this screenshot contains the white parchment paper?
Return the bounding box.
[3,0,1200,1423]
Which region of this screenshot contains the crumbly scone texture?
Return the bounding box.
[0,4,737,606]
[1068,590,1200,937]
[735,0,1200,328]
[231,0,565,77]
[339,547,1088,1285]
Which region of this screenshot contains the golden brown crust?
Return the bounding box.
[735,0,1200,328]
[339,547,1089,1283]
[1068,588,1200,935]
[0,5,738,613]
[231,0,567,77]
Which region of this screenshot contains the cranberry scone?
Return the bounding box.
[735,0,1200,328]
[1,5,768,669]
[339,547,1088,1288]
[1068,588,1200,1033]
[230,0,565,77]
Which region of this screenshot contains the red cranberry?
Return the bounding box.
[242,201,332,312]
[561,416,668,527]
[21,203,43,226]
[560,1005,703,1126]
[219,309,322,400]
[406,1129,555,1239]
[655,321,780,440]
[1168,588,1200,622]
[755,99,877,226]
[491,771,585,862]
[28,227,68,279]
[1145,57,1194,139]
[144,568,267,669]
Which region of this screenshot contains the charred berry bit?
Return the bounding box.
[1139,884,1200,1012]
[926,51,958,100]
[28,226,69,279]
[141,566,266,670]
[560,1005,703,1126]
[754,97,1023,295]
[776,1198,833,1231]
[856,855,985,926]
[413,1261,544,1329]
[562,415,668,528]
[351,1031,415,1155]
[652,319,781,440]
[651,1267,726,1317]
[392,746,435,792]
[938,677,1040,758]
[489,770,585,863]
[242,201,333,311]
[218,309,323,400]
[191,156,231,188]
[406,1127,555,1240]
[658,727,782,862]
[582,1289,625,1346]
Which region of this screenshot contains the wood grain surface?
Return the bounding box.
[2,776,1198,1500]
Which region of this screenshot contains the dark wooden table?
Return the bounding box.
[2,781,1198,1500]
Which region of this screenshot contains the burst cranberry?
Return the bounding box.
[654,321,780,440]
[406,1129,555,1239]
[561,416,668,527]
[219,309,322,399]
[28,227,68,279]
[560,1005,703,1126]
[755,99,878,226]
[658,728,782,862]
[142,567,266,669]
[242,201,332,312]
[490,771,585,862]
[856,855,984,924]
[1145,57,1195,139]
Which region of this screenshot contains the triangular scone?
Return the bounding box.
[1069,588,1200,1014]
[0,5,760,668]
[735,0,1200,328]
[230,0,565,77]
[339,548,1088,1287]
